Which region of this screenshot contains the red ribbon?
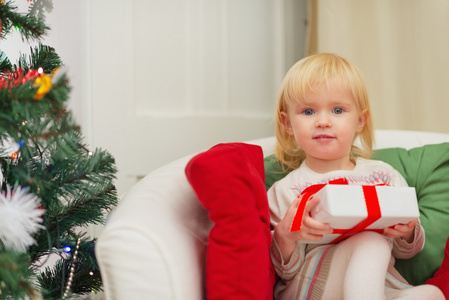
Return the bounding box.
[290,179,384,244]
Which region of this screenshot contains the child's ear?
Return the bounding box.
[280,112,294,135]
[356,109,368,133]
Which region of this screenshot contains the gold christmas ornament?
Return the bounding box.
[33,74,52,100]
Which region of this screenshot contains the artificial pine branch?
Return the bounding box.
[0,51,13,73]
[0,0,49,41]
[37,247,103,300]
[0,1,119,298]
[0,251,40,300]
[17,44,63,74]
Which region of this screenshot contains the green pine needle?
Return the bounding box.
[0,251,41,300]
[0,0,49,41]
[0,51,13,74]
[17,44,63,74]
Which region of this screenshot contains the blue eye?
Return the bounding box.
[333,107,343,114]
[303,109,314,115]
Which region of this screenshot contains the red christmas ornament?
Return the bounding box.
[0,68,40,90]
[11,152,18,160]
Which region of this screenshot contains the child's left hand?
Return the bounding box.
[383,219,417,243]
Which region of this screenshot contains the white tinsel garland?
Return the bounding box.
[0,135,20,158]
[0,185,45,252]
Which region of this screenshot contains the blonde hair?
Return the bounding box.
[274,53,374,171]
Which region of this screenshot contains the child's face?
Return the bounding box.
[281,79,367,173]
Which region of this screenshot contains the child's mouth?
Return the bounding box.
[313,134,334,140]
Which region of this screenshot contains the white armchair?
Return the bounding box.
[96,129,449,300]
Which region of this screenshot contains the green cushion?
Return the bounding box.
[264,143,449,285]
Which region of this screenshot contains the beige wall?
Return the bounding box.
[308,0,449,134]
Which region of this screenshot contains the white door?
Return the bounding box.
[86,0,307,197]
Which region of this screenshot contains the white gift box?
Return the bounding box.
[303,185,420,244]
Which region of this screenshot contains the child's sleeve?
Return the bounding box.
[268,181,306,280]
[387,166,426,259]
[270,237,306,280]
[392,220,425,259]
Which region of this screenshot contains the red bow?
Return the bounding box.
[290,178,384,244]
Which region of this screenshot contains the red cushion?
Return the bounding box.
[185,143,275,300]
[426,236,449,297]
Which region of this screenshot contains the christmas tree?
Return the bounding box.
[0,1,118,299]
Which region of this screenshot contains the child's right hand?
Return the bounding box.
[273,195,333,263]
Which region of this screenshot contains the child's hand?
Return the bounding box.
[273,195,333,263]
[288,195,333,242]
[383,219,417,243]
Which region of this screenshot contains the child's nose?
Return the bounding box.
[315,113,331,128]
